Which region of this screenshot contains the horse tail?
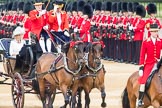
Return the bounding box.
[121,87,130,108]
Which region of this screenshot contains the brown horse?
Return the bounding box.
[35,40,85,108]
[70,40,107,108]
[122,65,162,108]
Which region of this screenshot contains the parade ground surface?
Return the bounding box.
[0,60,154,108]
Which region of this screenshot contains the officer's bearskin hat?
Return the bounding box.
[65,2,72,12]
[136,5,146,18]
[77,0,85,12]
[12,1,18,11]
[133,2,139,12]
[101,2,105,11]
[18,2,24,11]
[127,2,133,12]
[23,2,34,14]
[117,2,122,13]
[7,2,13,11]
[83,4,93,19]
[105,1,112,11]
[71,1,77,12]
[146,3,157,15]
[122,2,128,12]
[112,2,118,13]
[95,1,102,11]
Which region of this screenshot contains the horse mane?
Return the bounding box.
[62,42,70,53]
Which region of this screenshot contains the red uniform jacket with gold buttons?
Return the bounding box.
[48,10,69,31]
[29,10,47,39]
[79,19,92,42]
[139,37,162,84]
[133,17,145,41]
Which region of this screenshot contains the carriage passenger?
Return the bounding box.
[137,24,162,107]
[9,26,25,58]
[74,3,93,61]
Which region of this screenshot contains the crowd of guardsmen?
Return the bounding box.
[0,0,161,65]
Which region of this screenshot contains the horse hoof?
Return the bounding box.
[101,102,107,107]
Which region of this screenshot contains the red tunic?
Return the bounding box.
[23,17,31,39]
[139,37,162,84]
[79,19,92,42]
[29,10,47,39]
[48,10,69,31]
[133,18,145,41]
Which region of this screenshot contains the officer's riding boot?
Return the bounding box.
[46,38,51,52]
[39,38,46,53]
[137,84,145,107]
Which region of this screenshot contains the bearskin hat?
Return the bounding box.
[122,2,128,12]
[117,2,122,12]
[105,1,112,11]
[18,2,24,11]
[7,2,13,11]
[77,0,85,12]
[71,1,77,12]
[83,4,93,19]
[12,1,18,11]
[147,3,157,15]
[23,2,34,14]
[112,2,118,13]
[136,5,146,18]
[65,2,72,12]
[133,2,139,12]
[127,2,133,12]
[95,1,102,11]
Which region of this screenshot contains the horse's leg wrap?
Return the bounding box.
[101,89,107,107]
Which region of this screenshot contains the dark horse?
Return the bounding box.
[35,40,85,108]
[70,40,107,108]
[122,64,162,108]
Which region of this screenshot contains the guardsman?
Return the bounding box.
[132,4,146,65]
[48,0,70,53]
[138,24,162,107]
[76,0,85,29]
[145,3,161,38]
[29,0,52,53]
[74,3,93,61]
[23,1,34,43]
[126,2,135,63]
[18,2,25,26]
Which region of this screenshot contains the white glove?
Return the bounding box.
[39,10,46,16]
[54,5,59,12]
[64,31,70,37]
[74,28,78,33]
[139,70,143,76]
[43,25,48,30]
[129,25,133,30]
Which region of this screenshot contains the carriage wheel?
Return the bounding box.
[11,72,24,108]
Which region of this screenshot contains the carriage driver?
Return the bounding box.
[137,24,162,107]
[29,0,52,53]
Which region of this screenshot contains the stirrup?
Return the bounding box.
[137,99,144,107]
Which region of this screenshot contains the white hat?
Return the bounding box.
[12,26,25,38]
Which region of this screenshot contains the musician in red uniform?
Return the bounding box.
[137,24,162,107]
[74,3,93,61]
[132,5,146,65]
[48,0,70,53]
[145,3,161,38]
[29,0,52,53]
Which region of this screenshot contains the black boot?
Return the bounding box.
[138,91,144,107]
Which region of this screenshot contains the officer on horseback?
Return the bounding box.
[138,23,162,107]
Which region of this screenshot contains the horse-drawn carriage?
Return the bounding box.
[0,37,107,108]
